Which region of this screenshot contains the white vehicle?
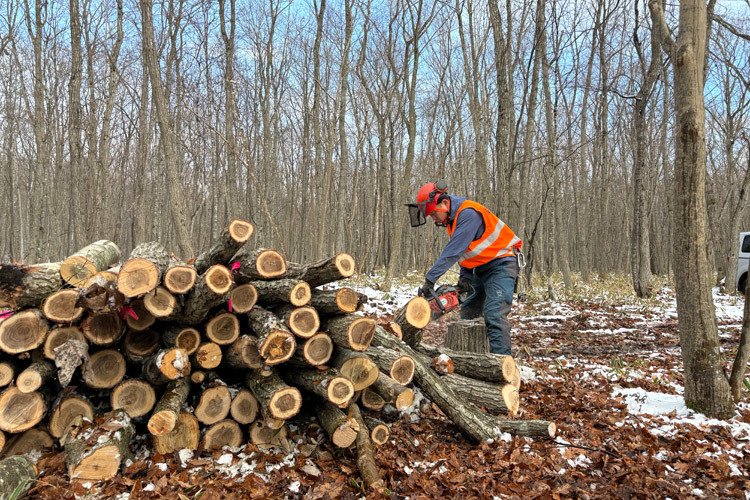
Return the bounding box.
[738,232,750,293]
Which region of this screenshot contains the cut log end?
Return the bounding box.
[369,424,389,445]
[205,265,233,295]
[144,287,177,318]
[42,289,84,323]
[151,412,200,455]
[328,377,355,408]
[0,387,45,433]
[0,309,48,354]
[0,362,14,387]
[347,318,377,351]
[259,331,296,365]
[269,387,302,419]
[290,282,311,306]
[123,329,160,360]
[111,379,157,418]
[336,288,359,313]
[206,313,240,345]
[338,356,379,391]
[69,444,121,480]
[404,297,431,329]
[83,349,127,389]
[230,284,258,313]
[60,255,97,288]
[202,419,243,451]
[118,258,159,298]
[287,307,319,338]
[300,333,333,366]
[331,417,360,448]
[158,348,191,380]
[125,300,155,331]
[81,311,123,346]
[50,395,94,439]
[334,253,356,279]
[230,390,259,425]
[255,250,287,278]
[249,420,288,450]
[228,219,255,242]
[390,356,415,386]
[163,266,197,294]
[170,328,201,356]
[502,384,520,417]
[194,343,222,370]
[195,385,232,425]
[44,327,86,360]
[360,388,385,411]
[148,411,178,436]
[395,388,415,410]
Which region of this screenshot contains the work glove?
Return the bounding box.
[419,280,435,298]
[457,277,472,295]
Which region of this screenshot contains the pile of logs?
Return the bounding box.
[0,219,554,491]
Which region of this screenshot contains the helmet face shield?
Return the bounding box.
[406,204,426,227]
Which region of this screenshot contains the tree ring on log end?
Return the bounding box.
[259,331,295,365]
[335,253,355,278]
[203,419,243,450]
[370,425,389,445]
[119,258,159,298]
[347,318,376,351]
[84,349,127,389]
[287,307,319,338]
[269,387,301,419]
[502,384,520,417]
[50,395,95,438]
[230,284,257,313]
[194,343,222,369]
[144,287,176,318]
[256,250,287,278]
[290,282,311,306]
[395,388,415,410]
[302,333,333,365]
[404,297,431,329]
[390,356,415,385]
[81,311,123,345]
[69,444,121,480]
[329,377,355,408]
[0,387,45,433]
[336,288,359,313]
[42,289,84,323]
[44,326,86,359]
[229,219,255,242]
[123,329,160,359]
[60,256,97,288]
[0,309,48,354]
[111,379,156,418]
[173,328,200,355]
[163,266,197,294]
[206,313,240,345]
[205,265,233,294]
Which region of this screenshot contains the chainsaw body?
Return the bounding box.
[424,284,474,316]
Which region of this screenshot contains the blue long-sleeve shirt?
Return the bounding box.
[425,195,516,284]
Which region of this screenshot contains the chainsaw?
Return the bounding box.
[421,284,475,317]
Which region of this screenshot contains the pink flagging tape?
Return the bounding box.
[0,311,13,319]
[228,298,233,313]
[231,261,241,272]
[122,306,139,321]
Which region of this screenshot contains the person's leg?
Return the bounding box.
[481,259,519,355]
[460,272,485,320]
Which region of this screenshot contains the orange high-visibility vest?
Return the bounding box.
[447,200,522,268]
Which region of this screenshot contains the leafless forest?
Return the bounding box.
[1,0,749,291]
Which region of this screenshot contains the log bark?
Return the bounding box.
[194,383,231,425]
[0,309,49,354]
[205,312,240,345]
[191,342,222,371]
[329,348,379,391]
[416,343,518,386]
[82,349,126,389]
[229,283,257,314]
[0,455,36,499]
[222,335,263,370]
[122,329,160,362]
[443,373,519,416]
[246,369,301,420]
[363,415,389,445]
[284,366,354,408]
[292,333,333,366]
[316,401,359,448]
[365,346,415,385]
[49,393,95,439]
[80,311,124,346]
[324,315,376,352]
[310,288,359,314]
[117,242,171,297]
[148,377,191,436]
[0,262,62,309]
[177,265,233,325]
[393,297,431,348]
[143,286,177,318]
[285,253,355,288]
[249,419,289,451]
[230,389,259,424]
[348,403,383,489]
[231,248,287,282]
[162,327,200,356]
[65,409,135,480]
[371,372,414,410]
[202,419,243,450]
[60,240,121,288]
[44,327,86,360]
[53,339,88,388]
[360,388,385,410]
[41,289,84,323]
[0,386,46,433]
[111,379,156,419]
[275,305,319,339]
[163,264,198,295]
[445,319,489,352]
[253,279,311,306]
[124,299,155,331]
[151,411,200,455]
[247,307,296,365]
[0,430,4,453]
[16,360,56,394]
[0,428,53,459]
[194,219,255,274]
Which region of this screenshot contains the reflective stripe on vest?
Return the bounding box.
[447,200,522,268]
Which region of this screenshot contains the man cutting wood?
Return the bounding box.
[406,181,522,356]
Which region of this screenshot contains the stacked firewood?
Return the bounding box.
[0,219,554,490]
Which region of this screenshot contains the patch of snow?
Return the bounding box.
[156,462,168,472]
[142,483,155,492]
[178,449,193,468]
[288,480,301,493]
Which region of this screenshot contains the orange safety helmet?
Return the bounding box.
[406,180,449,227]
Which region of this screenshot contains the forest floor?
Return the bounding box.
[26,273,750,500]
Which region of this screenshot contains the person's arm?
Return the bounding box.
[425,209,483,283]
